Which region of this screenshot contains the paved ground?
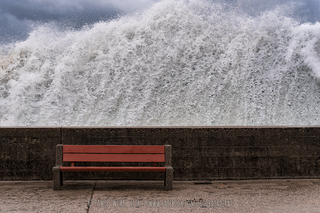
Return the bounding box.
[0,179,320,212]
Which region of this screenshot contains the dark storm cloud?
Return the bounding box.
[0,0,129,30]
[0,0,156,21]
[0,0,157,44]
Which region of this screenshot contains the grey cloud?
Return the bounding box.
[293,0,320,22]
[0,12,33,44]
[0,0,156,21]
[0,0,157,44]
[223,0,320,22]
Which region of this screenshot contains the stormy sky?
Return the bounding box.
[0,0,158,44]
[0,0,320,44]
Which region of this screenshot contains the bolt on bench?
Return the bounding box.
[53,144,173,190]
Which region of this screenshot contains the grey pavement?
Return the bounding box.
[0,179,320,212]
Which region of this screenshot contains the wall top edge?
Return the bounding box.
[1,126,320,129]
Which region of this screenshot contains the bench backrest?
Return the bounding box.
[55,145,171,166]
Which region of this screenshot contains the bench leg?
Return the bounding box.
[165,167,173,190]
[53,167,63,190]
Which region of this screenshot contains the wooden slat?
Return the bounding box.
[63,154,165,162]
[63,145,165,154]
[60,167,166,172]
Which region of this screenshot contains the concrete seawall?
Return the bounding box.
[1,127,320,180]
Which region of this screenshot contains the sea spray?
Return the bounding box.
[1,0,320,126]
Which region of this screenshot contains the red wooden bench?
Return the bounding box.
[53,144,173,190]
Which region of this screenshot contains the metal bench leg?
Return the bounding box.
[53,167,62,190]
[165,167,173,191]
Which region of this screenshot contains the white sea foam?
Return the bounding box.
[1,0,320,126]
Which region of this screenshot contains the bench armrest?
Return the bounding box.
[165,145,172,167]
[56,144,63,167]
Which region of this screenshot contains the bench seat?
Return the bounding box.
[53,144,173,190]
[60,167,166,172]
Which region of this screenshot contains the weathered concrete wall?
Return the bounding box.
[0,128,60,180]
[1,127,320,180]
